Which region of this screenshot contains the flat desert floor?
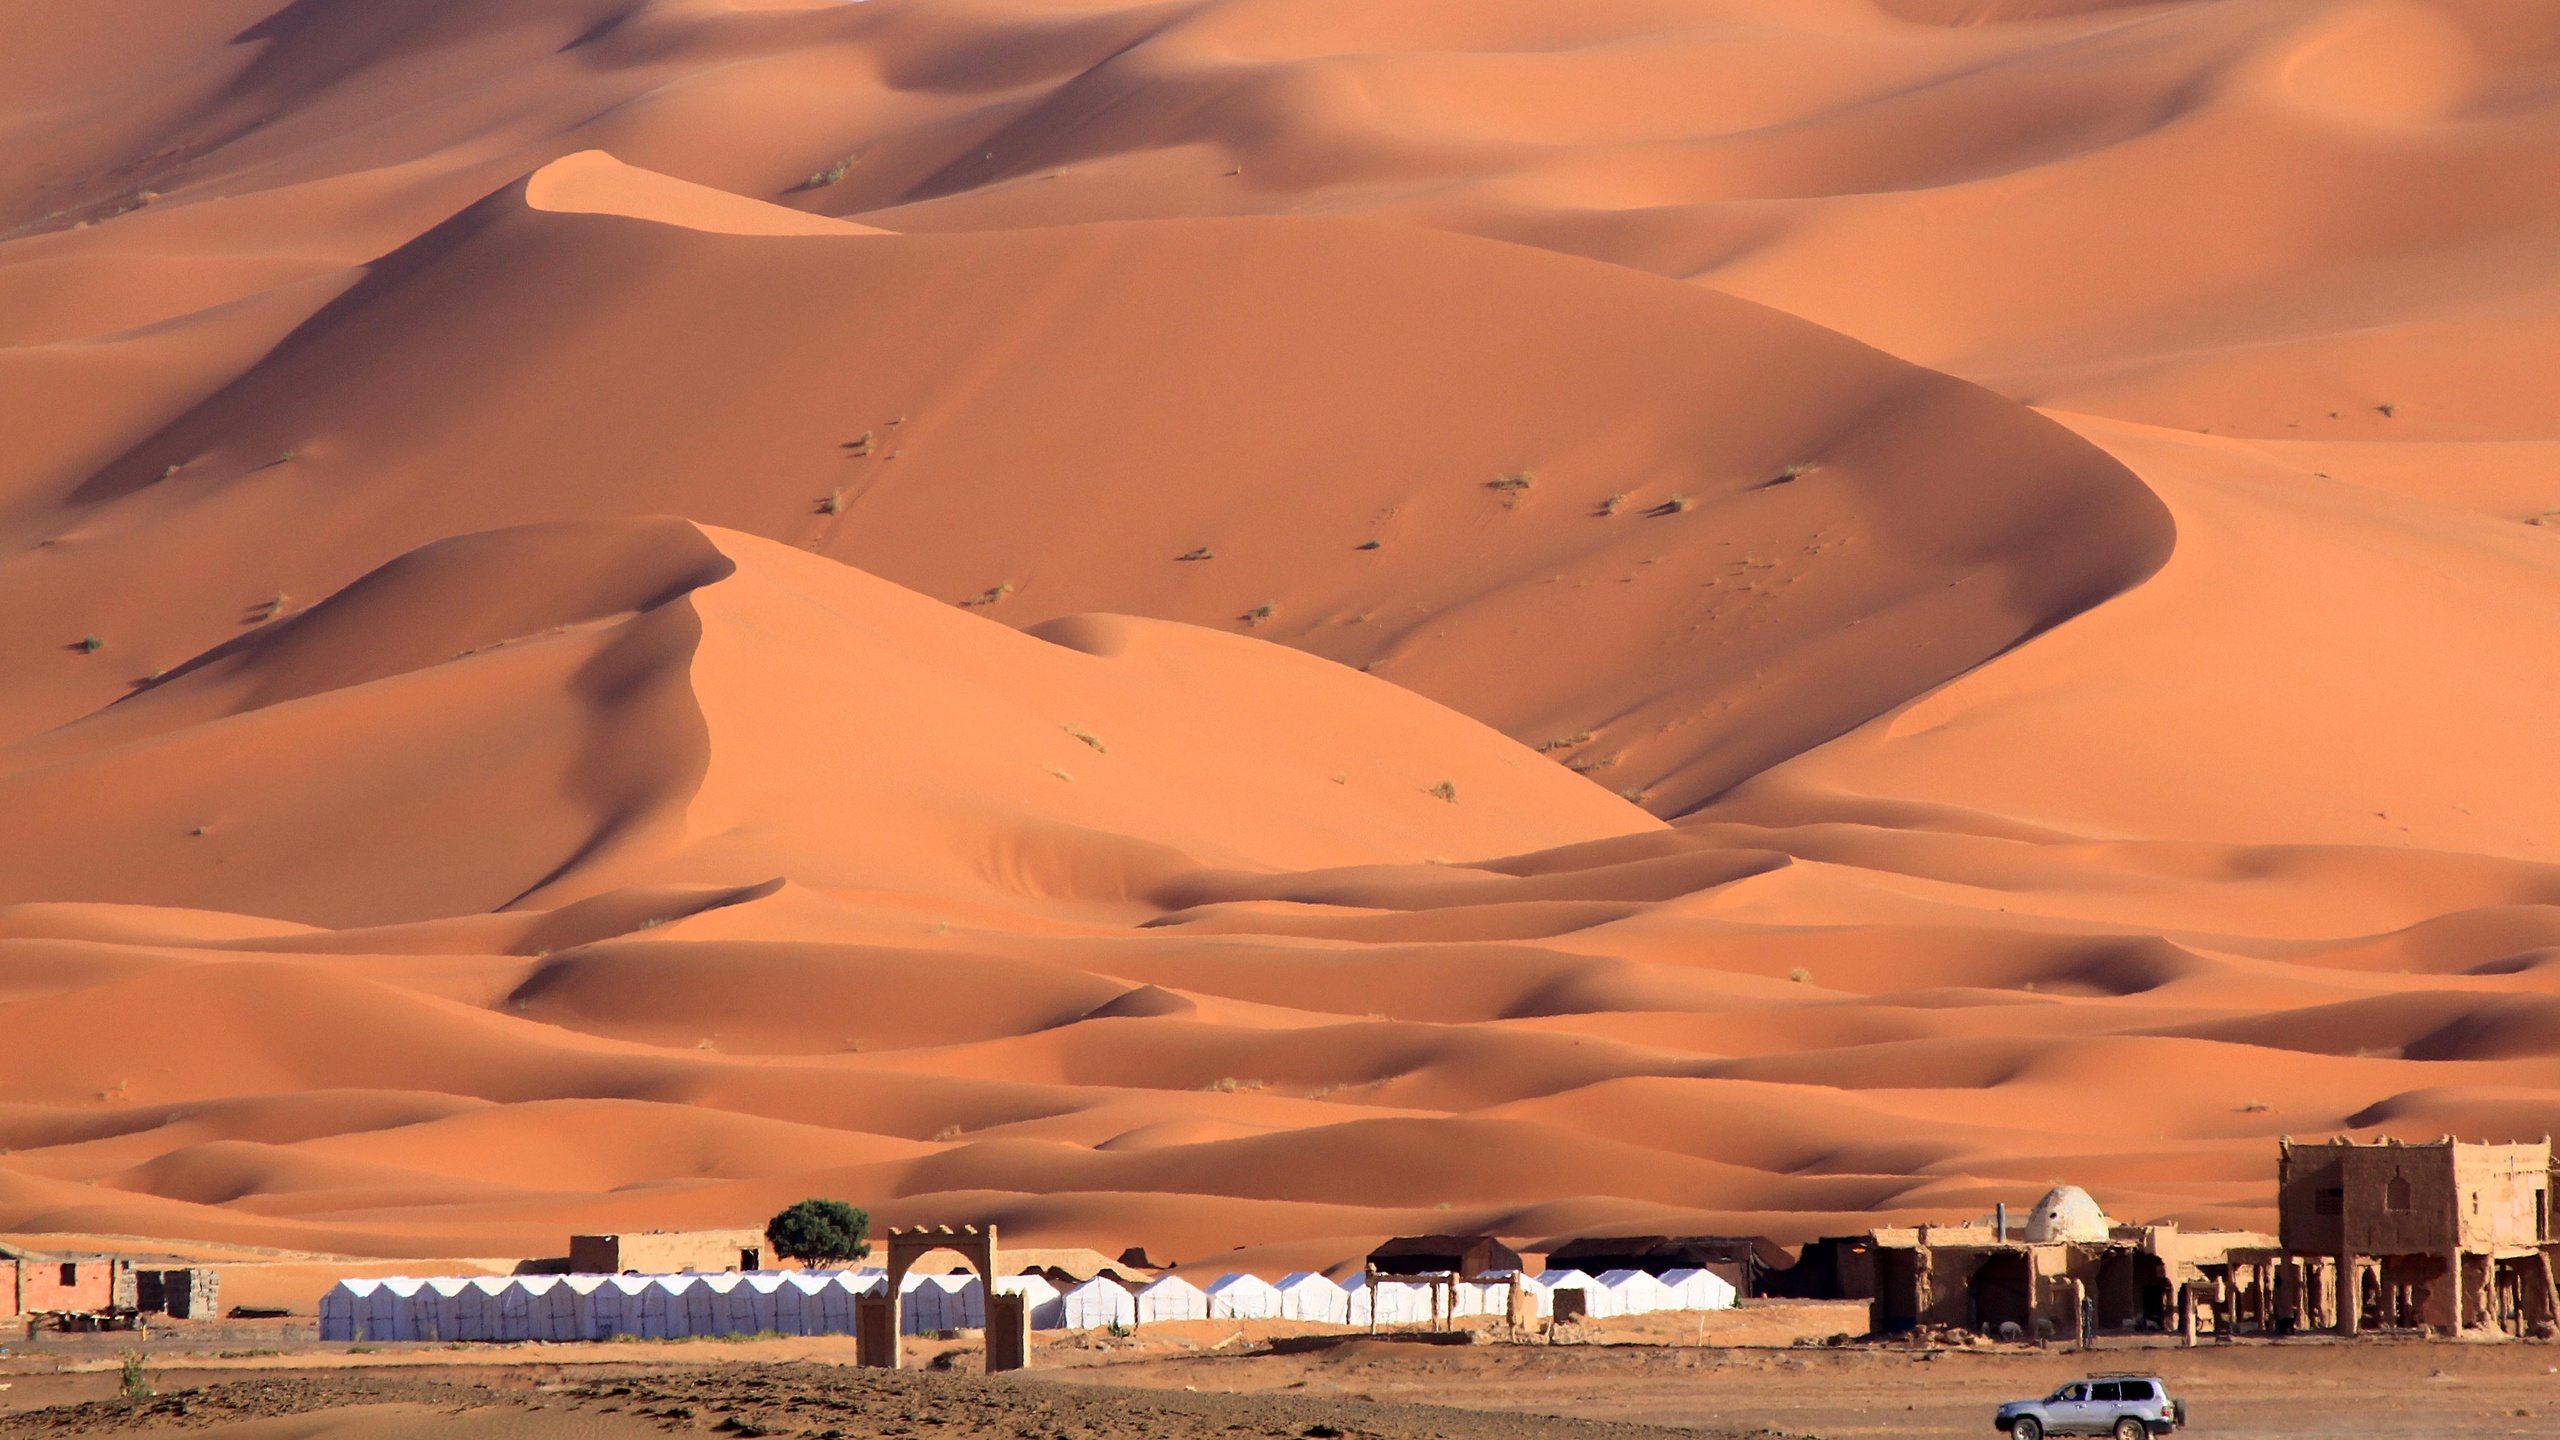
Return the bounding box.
[5,1336,2560,1440]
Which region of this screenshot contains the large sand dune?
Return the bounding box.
[2,0,2556,1278]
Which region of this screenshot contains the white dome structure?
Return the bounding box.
[2022,1185,2110,1243]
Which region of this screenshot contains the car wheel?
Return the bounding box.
[2013,1419,2043,1440]
[2113,1420,2146,1440]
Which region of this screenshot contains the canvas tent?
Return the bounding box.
[1658,1268,1737,1311]
[1058,1276,1136,1330]
[1598,1269,1676,1316]
[1343,1274,1433,1326]
[1133,1274,1208,1324]
[1537,1269,1619,1318]
[996,1273,1066,1329]
[1205,1273,1282,1319]
[1274,1272,1348,1323]
[317,1257,1727,1343]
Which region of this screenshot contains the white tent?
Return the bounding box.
[319,1279,373,1342]
[1657,1267,1737,1311]
[1058,1276,1135,1330]
[790,1272,856,1334]
[587,1275,650,1338]
[325,1264,1338,1343]
[729,1273,780,1335]
[1452,1274,1540,1319]
[1537,1269,1619,1318]
[454,1276,514,1341]
[1343,1274,1432,1327]
[1273,1272,1348,1324]
[367,1277,427,1341]
[944,1273,987,1330]
[900,1271,987,1334]
[687,1272,723,1336]
[1598,1269,1676,1316]
[504,1275,560,1340]
[1133,1274,1208,1324]
[638,1275,687,1339]
[1205,1273,1281,1319]
[995,1273,1066,1330]
[546,1274,589,1339]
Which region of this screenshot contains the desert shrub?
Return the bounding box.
[766,1198,871,1268]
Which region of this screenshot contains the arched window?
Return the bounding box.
[2386,1175,2413,1213]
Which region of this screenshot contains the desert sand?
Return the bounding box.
[2,0,2558,1292]
[8,1337,2560,1440]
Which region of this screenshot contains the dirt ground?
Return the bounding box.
[5,1311,2559,1440]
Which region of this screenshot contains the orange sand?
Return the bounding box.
[2,0,2556,1288]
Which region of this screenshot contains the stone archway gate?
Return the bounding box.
[860,1224,1023,1371]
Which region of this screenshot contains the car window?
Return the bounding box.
[2118,1380,2153,1400]
[2053,1384,2087,1402]
[2091,1382,2122,1401]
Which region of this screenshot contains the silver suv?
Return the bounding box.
[1995,1374,2185,1439]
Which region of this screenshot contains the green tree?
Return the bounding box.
[765,1198,871,1269]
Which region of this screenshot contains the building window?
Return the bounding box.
[60,1262,77,1286]
[2386,1176,2413,1213]
[2316,1188,2344,1216]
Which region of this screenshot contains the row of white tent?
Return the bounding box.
[318,1266,1733,1343]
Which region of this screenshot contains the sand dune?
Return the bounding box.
[0,0,2555,1285]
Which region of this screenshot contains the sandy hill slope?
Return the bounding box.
[11,151,2165,815]
[1,0,2556,1277]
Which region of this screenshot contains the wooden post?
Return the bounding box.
[2178,1283,2197,1347]
[1506,1271,1534,1336]
[1366,1266,1379,1334]
[2338,1251,2358,1336]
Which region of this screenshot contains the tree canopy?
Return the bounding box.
[765,1198,871,1268]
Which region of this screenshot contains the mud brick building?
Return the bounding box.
[2277,1135,2558,1336]
[569,1229,767,1275]
[1366,1235,1524,1278]
[134,1266,221,1319]
[1835,1187,2272,1338]
[1,1246,136,1321]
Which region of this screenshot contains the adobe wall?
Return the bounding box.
[15,1256,125,1314]
[2452,1143,2552,1251]
[2281,1139,2553,1259]
[570,1229,766,1274]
